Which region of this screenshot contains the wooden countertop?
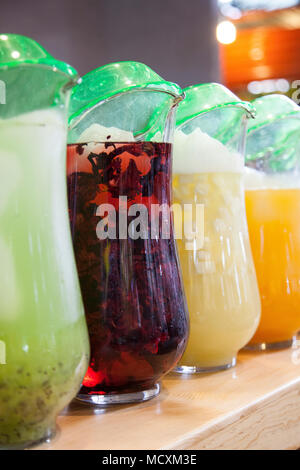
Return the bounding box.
[36,344,300,450]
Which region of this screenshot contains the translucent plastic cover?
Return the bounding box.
[176,82,255,128]
[69,61,182,119]
[0,34,78,118]
[246,94,300,173]
[0,34,76,75]
[68,61,184,143]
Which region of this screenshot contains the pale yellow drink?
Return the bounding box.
[173,129,260,371]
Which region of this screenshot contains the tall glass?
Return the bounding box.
[245,94,300,350]
[67,62,189,405]
[172,84,261,373]
[0,35,89,449]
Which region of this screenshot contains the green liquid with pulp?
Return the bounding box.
[0,110,89,448]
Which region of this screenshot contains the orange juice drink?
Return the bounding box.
[245,169,300,349]
[173,129,261,372]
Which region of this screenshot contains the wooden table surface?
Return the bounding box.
[36,344,300,451]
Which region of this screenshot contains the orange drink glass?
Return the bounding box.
[245,95,300,350]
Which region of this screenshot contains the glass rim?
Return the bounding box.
[0,59,79,81]
[0,61,80,85]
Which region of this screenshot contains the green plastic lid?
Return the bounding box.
[68,61,184,143]
[69,61,183,121]
[246,94,300,172]
[176,82,255,128]
[0,34,78,119]
[0,34,77,77]
[174,83,254,150]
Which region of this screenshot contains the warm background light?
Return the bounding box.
[216,20,237,44]
[218,1,300,99]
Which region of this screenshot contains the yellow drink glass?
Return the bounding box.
[172,84,261,373]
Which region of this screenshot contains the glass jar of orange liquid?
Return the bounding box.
[245,95,300,350]
[173,84,261,373]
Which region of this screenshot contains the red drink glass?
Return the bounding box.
[67,140,188,404]
[67,62,188,404]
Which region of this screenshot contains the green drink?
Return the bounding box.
[0,36,89,449]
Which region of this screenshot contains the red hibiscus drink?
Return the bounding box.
[67,140,189,404]
[67,61,188,404]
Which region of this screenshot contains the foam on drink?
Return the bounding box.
[77,124,134,143]
[173,128,244,174]
[244,167,300,190]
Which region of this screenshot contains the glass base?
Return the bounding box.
[1,427,55,450]
[76,383,160,406]
[25,429,55,449]
[173,357,237,375]
[244,336,297,352]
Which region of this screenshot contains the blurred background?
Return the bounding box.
[218,0,300,100]
[1,0,300,101]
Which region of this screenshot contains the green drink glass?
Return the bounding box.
[0,35,89,449]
